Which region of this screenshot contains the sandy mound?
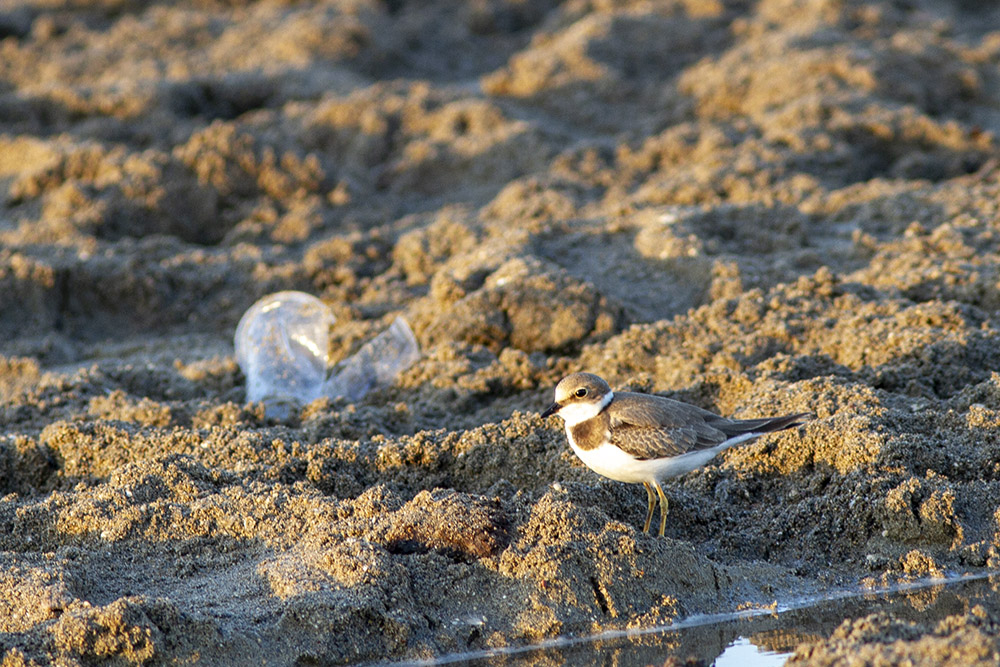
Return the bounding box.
[789,604,1000,666]
[4,0,1000,663]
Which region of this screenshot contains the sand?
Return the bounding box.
[4,0,1000,664]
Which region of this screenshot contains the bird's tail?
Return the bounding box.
[715,412,810,438]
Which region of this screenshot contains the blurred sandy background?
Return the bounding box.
[5,0,1000,664]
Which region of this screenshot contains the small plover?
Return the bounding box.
[541,372,808,536]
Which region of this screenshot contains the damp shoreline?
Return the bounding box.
[388,571,1000,666]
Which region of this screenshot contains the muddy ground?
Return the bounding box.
[4,0,1000,664]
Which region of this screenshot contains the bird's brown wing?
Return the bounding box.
[608,392,809,461]
[608,392,729,460]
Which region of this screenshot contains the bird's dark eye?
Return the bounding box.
[575,388,588,398]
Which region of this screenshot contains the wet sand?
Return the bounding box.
[4,0,1000,664]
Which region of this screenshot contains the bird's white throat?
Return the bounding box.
[558,391,614,427]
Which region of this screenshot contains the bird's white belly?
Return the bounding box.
[568,437,732,484]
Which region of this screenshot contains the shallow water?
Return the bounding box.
[400,571,1000,666]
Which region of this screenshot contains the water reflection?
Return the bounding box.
[402,572,1000,666]
[714,637,788,666]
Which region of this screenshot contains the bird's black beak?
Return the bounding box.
[541,403,560,419]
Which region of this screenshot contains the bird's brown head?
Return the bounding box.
[541,372,613,425]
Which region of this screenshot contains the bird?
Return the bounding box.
[541,372,808,536]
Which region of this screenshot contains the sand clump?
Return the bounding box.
[5,0,1000,664]
[788,604,1000,666]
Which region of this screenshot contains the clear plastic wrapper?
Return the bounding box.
[235,291,419,418]
[323,317,420,403]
